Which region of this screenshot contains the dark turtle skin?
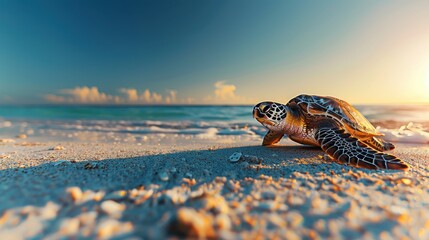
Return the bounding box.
[253,94,409,170]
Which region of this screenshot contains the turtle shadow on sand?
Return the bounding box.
[0,144,417,239]
[0,144,390,212]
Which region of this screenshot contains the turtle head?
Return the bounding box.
[253,101,287,131]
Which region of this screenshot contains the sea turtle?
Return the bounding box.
[253,94,409,170]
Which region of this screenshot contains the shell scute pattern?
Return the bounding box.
[264,103,287,121]
[290,94,380,136]
[316,128,405,169]
[253,95,409,170]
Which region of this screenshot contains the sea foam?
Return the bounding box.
[378,122,429,144]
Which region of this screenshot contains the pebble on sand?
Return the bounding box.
[168,208,216,239]
[97,219,133,239]
[58,218,80,236]
[67,187,83,203]
[100,200,126,218]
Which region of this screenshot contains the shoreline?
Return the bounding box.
[0,135,428,239]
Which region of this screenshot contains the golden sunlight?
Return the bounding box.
[424,66,429,97]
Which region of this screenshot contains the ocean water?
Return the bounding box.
[0,105,428,143]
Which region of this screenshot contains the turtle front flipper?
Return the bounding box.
[363,137,395,152]
[315,128,408,170]
[262,130,284,146]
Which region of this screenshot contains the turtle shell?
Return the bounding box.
[288,94,382,138]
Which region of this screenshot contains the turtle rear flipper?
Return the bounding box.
[316,128,408,170]
[363,137,395,152]
[262,130,284,146]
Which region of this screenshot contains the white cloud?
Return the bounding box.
[204,81,253,104]
[214,81,237,100]
[44,82,254,105]
[119,88,164,103]
[45,86,176,104]
[119,88,139,102]
[165,90,177,104]
[54,86,114,104]
[150,91,163,103]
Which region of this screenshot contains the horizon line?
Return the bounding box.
[1,102,429,107]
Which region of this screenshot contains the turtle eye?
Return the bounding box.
[256,110,264,118]
[260,104,270,113]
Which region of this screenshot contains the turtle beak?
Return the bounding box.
[253,107,275,126]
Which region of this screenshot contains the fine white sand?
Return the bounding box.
[0,134,428,239]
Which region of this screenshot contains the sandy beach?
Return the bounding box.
[3,0,429,239]
[0,132,428,239]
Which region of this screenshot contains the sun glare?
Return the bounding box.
[423,67,429,95]
[425,70,429,94]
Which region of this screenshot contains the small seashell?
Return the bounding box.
[229,152,243,163]
[51,145,65,150]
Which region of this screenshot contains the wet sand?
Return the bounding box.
[0,135,428,239]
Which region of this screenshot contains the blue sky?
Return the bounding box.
[1,1,429,105]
